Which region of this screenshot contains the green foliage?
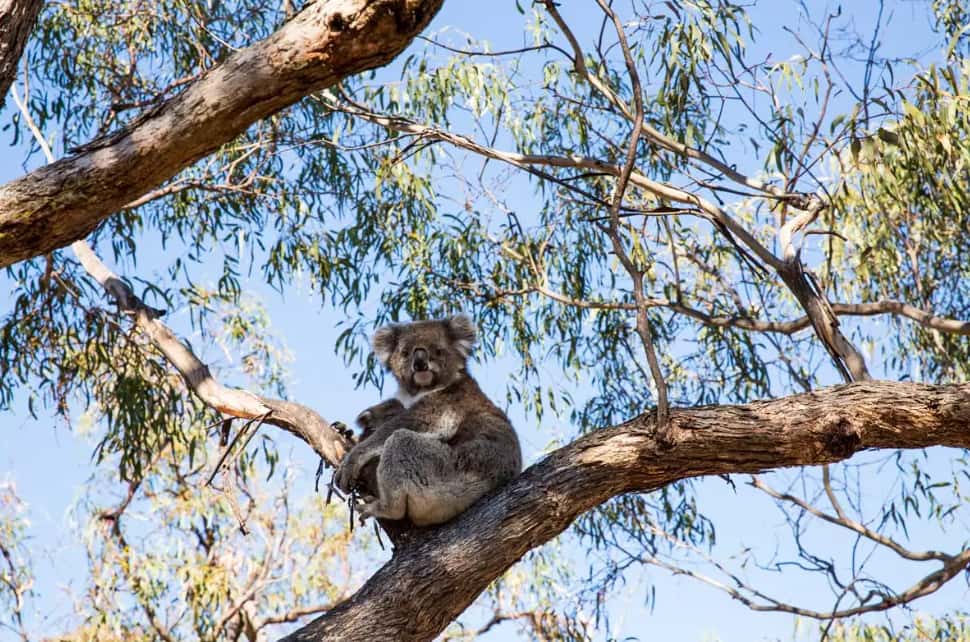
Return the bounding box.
[826,614,970,642]
[60,428,366,641]
[834,61,970,382]
[2,0,970,639]
[0,483,32,638]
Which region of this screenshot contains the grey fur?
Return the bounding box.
[335,316,522,526]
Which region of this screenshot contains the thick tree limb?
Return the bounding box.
[0,0,444,268]
[283,380,970,641]
[0,0,43,108]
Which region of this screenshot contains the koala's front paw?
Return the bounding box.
[357,497,388,522]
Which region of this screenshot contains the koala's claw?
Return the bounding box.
[332,420,353,440]
[356,497,384,522]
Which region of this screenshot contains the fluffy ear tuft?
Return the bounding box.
[371,325,398,366]
[447,314,477,357]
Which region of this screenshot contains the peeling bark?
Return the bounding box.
[281,381,970,641]
[0,0,43,107]
[0,0,444,268]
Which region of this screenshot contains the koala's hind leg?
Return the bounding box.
[404,478,492,527]
[359,431,495,526]
[358,430,450,521]
[359,430,450,521]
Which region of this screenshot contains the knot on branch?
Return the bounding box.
[327,13,346,32]
[821,416,862,459]
[654,418,680,450]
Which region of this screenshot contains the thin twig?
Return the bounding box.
[594,0,671,434]
[206,411,271,486]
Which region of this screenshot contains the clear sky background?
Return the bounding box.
[1,1,968,641]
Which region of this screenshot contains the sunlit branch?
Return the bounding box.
[775,197,871,382]
[70,240,349,464]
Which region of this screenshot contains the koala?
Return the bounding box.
[335,315,522,527]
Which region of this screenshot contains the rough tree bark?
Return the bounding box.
[0,0,43,108]
[281,380,970,641]
[0,0,444,268]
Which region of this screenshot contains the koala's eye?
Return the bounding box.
[433,347,444,357]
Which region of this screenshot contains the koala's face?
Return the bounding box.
[371,315,477,395]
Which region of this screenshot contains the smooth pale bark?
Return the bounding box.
[281,380,970,641]
[0,0,443,267]
[0,0,43,107]
[71,239,351,467]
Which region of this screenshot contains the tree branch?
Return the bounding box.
[0,0,43,108]
[283,380,970,641]
[775,198,871,382]
[12,77,350,466]
[0,0,444,267]
[539,0,802,202]
[71,239,349,466]
[320,93,783,270]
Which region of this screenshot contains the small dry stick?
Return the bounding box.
[373,520,385,550]
[205,411,271,486]
[316,458,326,494]
[222,468,250,535]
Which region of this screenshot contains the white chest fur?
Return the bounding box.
[395,386,462,440]
[396,386,436,408]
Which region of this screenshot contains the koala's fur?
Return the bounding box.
[349,398,404,496]
[335,315,522,526]
[355,398,405,440]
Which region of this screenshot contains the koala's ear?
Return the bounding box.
[371,325,398,366]
[447,314,477,357]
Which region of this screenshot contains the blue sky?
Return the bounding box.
[2,1,968,640]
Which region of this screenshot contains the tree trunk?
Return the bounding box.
[281,380,970,641]
[0,0,443,268]
[0,0,43,108]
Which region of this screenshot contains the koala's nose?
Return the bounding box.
[412,348,429,370]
